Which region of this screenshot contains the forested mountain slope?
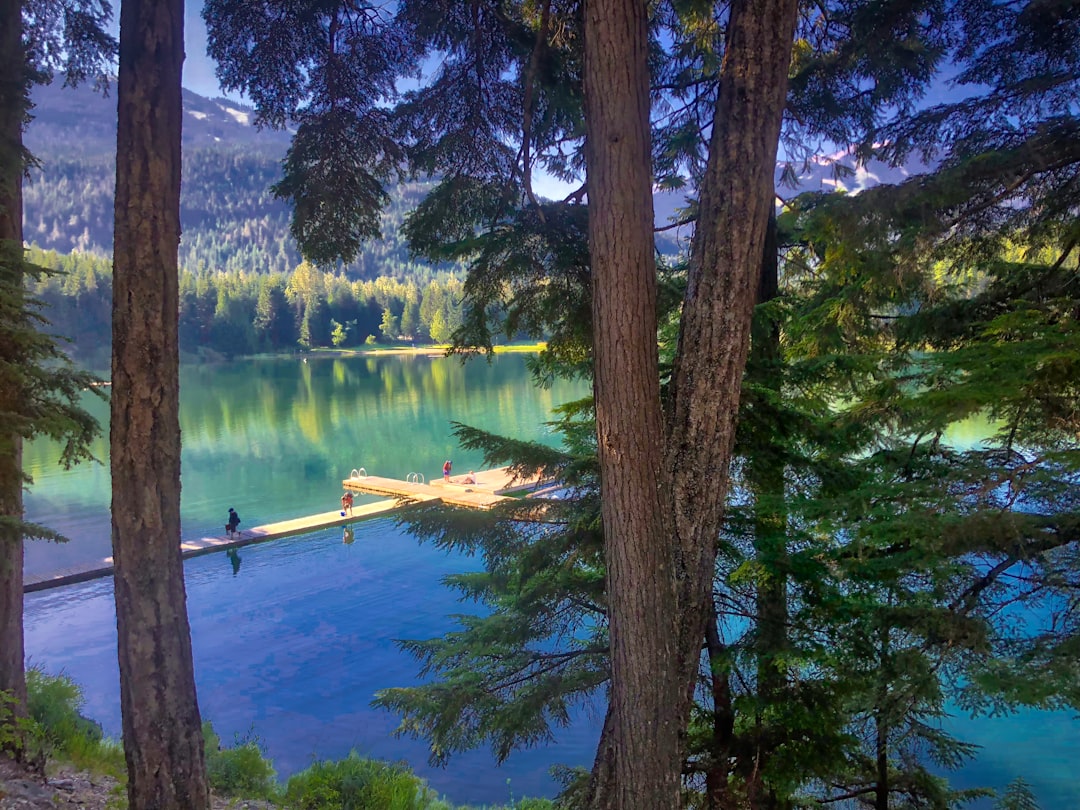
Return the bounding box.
[22,81,443,279]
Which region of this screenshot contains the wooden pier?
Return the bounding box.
[341,465,541,510]
[23,467,543,594]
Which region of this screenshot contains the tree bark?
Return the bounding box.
[583,0,682,807]
[582,0,799,804]
[747,211,786,810]
[0,0,28,751]
[665,0,799,781]
[111,0,208,803]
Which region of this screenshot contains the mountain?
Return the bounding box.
[22,82,924,275]
[22,81,437,278]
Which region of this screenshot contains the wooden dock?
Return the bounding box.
[23,467,543,594]
[341,465,541,510]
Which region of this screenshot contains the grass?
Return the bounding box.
[1,667,128,777]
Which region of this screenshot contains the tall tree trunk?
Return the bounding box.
[747,211,787,810]
[111,0,208,804]
[0,0,28,752]
[665,0,799,783]
[874,624,890,810]
[704,605,735,810]
[583,0,799,804]
[582,0,681,806]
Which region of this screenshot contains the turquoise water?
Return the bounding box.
[23,352,585,577]
[24,518,602,804]
[20,353,1078,805]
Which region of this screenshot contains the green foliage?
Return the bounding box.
[283,752,435,810]
[0,245,103,540]
[20,669,124,776]
[995,778,1041,810]
[202,722,280,800]
[26,247,474,360]
[0,690,38,760]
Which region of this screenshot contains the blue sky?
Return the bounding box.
[183,7,224,98]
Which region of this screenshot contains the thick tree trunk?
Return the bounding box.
[582,0,681,807]
[0,0,28,751]
[665,0,799,781]
[111,0,208,804]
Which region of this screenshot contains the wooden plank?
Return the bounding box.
[23,496,422,594]
[24,468,550,594]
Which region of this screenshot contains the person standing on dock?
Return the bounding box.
[443,459,452,482]
[226,507,241,537]
[341,491,353,516]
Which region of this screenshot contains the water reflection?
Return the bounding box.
[23,353,587,577]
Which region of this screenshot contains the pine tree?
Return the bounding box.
[110,0,209,801]
[0,0,111,751]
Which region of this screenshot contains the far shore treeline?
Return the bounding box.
[26,246,479,361]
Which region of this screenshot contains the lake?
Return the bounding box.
[21,353,1078,806]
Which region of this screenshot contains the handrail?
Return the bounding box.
[350,467,367,479]
[406,472,425,485]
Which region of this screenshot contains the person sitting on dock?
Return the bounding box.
[341,491,354,516]
[443,459,452,482]
[226,507,241,538]
[463,471,477,485]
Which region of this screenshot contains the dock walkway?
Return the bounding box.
[24,467,541,593]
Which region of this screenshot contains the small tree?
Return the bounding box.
[330,319,347,347]
[379,307,399,342]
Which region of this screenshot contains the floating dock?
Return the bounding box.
[341,465,541,510]
[23,467,543,593]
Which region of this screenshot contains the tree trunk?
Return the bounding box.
[111,0,208,803]
[0,0,28,752]
[747,211,787,810]
[582,0,682,807]
[704,606,735,810]
[665,0,799,782]
[582,0,799,804]
[874,624,890,810]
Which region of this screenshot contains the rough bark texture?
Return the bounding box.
[582,0,681,807]
[111,0,208,804]
[0,0,28,746]
[665,0,800,774]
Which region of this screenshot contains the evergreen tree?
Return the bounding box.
[110,0,208,801]
[0,0,112,750]
[379,307,399,342]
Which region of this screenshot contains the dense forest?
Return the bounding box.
[23,149,462,278]
[26,247,473,362]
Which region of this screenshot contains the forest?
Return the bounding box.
[3,0,1079,809]
[25,247,473,362]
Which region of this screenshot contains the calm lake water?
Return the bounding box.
[21,353,1078,806]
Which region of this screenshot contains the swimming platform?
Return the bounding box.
[23,466,546,593]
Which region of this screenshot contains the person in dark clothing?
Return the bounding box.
[226,507,241,537]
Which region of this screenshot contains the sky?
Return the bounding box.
[183,8,225,99]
